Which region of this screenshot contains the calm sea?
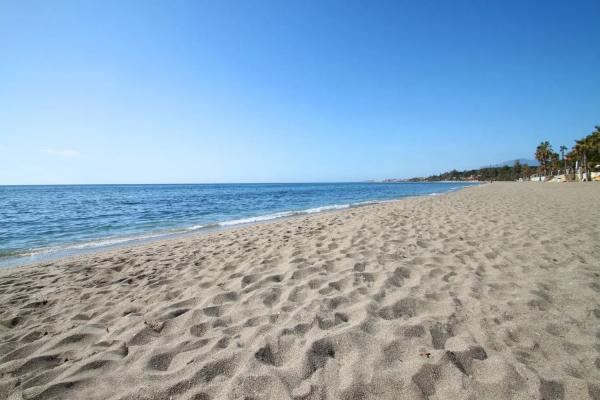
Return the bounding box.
[0,182,476,267]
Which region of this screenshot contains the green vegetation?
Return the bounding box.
[566,125,600,178]
[406,125,600,182]
[535,141,553,176]
[408,164,531,182]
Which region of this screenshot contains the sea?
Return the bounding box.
[0,182,477,267]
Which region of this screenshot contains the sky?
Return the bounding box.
[1,0,599,184]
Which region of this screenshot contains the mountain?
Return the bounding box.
[485,159,538,168]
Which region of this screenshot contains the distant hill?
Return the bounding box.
[485,159,538,168]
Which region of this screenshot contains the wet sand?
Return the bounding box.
[1,182,599,400]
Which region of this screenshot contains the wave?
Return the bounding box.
[12,232,175,260]
[218,212,294,227]
[217,203,354,227]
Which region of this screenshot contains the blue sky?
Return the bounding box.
[1,0,599,184]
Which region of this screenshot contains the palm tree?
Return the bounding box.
[559,145,567,174]
[588,126,600,164]
[513,160,522,179]
[569,140,586,178]
[523,164,530,180]
[535,141,552,177]
[567,126,600,180]
[550,152,559,176]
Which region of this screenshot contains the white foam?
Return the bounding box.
[22,232,171,257]
[218,211,296,227]
[186,224,206,231]
[217,203,360,227]
[302,204,350,213]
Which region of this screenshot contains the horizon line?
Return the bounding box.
[0,181,474,187]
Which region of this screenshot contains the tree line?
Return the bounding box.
[410,164,531,182]
[535,126,600,177]
[409,125,599,182]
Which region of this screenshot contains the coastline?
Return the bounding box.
[1,182,599,400]
[0,182,477,270]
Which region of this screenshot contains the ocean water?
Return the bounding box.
[0,182,476,267]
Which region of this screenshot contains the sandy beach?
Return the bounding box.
[1,182,599,400]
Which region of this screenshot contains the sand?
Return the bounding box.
[1,182,599,400]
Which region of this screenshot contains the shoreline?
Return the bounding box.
[1,182,598,400]
[0,183,478,270]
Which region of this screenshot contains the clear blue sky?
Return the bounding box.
[1,0,599,184]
